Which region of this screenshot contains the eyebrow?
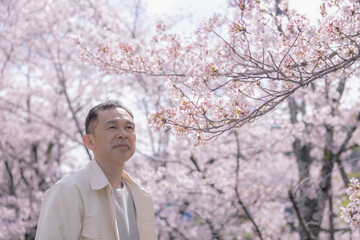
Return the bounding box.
[105,119,135,126]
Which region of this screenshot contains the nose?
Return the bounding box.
[117,127,127,138]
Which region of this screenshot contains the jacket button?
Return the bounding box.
[97,233,103,239]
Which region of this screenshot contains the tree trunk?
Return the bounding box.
[289,98,335,239]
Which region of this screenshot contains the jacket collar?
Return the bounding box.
[88,159,145,191]
[88,159,110,190]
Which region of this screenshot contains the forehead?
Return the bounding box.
[97,108,134,124]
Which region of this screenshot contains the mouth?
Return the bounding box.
[113,144,129,149]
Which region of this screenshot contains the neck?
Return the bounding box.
[95,159,125,189]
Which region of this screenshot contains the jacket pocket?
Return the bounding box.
[80,224,114,240]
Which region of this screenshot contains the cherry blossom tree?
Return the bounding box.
[286,76,359,239]
[77,0,360,142]
[127,75,358,239]
[135,116,299,239]
[1,0,360,239]
[76,0,360,239]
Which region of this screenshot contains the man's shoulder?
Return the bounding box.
[40,166,90,204]
[56,165,89,187]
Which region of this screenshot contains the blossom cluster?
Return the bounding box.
[341,178,360,229]
[75,0,360,143]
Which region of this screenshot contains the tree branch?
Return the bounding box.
[288,189,314,240]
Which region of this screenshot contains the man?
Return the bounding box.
[35,100,156,240]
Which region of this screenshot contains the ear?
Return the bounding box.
[82,134,95,151]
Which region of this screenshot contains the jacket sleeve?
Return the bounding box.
[35,182,83,240]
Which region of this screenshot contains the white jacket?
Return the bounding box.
[35,160,156,240]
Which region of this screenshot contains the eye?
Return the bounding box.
[108,126,116,130]
[127,126,134,130]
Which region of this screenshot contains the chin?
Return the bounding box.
[114,155,132,163]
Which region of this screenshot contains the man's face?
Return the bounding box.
[90,107,136,165]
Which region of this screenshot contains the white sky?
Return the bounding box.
[145,0,323,16]
[144,0,323,32]
[289,0,322,21]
